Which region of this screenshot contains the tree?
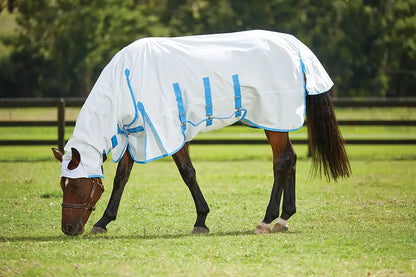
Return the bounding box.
[0,0,16,13]
[0,0,415,97]
[0,0,168,97]
[384,0,416,97]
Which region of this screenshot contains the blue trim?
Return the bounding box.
[183,108,248,127]
[173,83,187,131]
[88,174,104,179]
[112,141,129,163]
[104,147,111,157]
[137,102,148,161]
[111,135,118,148]
[127,100,187,164]
[232,74,242,117]
[102,149,108,163]
[127,145,138,164]
[128,126,144,133]
[127,139,187,164]
[118,70,306,165]
[126,82,189,164]
[101,150,106,176]
[138,101,170,155]
[118,125,144,135]
[124,69,139,127]
[298,50,307,126]
[203,77,213,126]
[240,117,304,132]
[298,51,308,95]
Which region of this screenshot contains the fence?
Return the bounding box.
[1,97,416,152]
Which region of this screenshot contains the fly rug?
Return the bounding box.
[52,30,350,236]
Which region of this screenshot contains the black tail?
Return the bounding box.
[306,92,351,181]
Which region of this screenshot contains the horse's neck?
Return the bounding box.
[65,92,119,177]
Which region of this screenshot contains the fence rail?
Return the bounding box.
[1,97,416,152]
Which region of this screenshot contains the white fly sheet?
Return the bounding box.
[62,30,333,178]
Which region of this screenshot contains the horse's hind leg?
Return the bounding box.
[91,150,134,234]
[255,130,297,234]
[173,144,210,234]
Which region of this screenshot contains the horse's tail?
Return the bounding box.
[306,91,351,181]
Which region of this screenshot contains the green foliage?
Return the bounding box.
[384,0,416,97]
[0,0,168,97]
[0,0,415,97]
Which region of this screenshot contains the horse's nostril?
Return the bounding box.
[62,222,84,236]
[62,224,73,235]
[75,222,83,234]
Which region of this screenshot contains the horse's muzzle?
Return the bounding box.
[62,221,84,236]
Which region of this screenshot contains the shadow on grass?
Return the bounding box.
[0,229,299,243]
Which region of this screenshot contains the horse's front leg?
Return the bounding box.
[90,150,134,234]
[255,131,297,234]
[172,144,210,234]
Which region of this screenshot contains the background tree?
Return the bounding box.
[384,0,416,97]
[0,0,415,97]
[0,0,167,97]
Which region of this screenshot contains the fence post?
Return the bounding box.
[57,98,66,152]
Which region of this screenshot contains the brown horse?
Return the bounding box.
[52,91,350,236]
[52,31,351,236]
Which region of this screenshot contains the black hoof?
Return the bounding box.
[192,226,209,234]
[90,226,107,234]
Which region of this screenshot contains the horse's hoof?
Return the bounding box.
[192,226,209,234]
[90,226,107,234]
[254,222,272,234]
[272,222,288,232]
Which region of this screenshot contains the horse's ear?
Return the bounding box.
[68,148,81,170]
[51,148,63,162]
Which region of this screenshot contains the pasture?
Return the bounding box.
[0,107,415,276]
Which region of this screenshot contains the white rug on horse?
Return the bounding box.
[62,30,333,178]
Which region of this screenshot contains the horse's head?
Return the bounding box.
[52,148,104,236]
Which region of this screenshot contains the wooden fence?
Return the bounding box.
[1,97,416,152]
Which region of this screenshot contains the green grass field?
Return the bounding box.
[0,107,416,276]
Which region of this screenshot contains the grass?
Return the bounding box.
[0,106,415,276]
[0,144,415,276]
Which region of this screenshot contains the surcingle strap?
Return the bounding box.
[173,83,187,132]
[203,77,213,126]
[117,125,144,136]
[112,124,144,150]
[232,74,242,117]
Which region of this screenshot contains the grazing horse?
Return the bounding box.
[52,30,350,236]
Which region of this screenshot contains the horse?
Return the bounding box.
[52,30,350,236]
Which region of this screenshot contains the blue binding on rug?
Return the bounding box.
[61,30,334,178]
